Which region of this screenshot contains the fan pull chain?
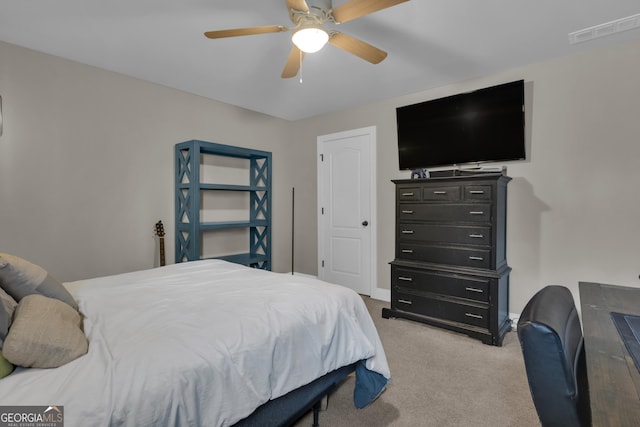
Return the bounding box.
[299,49,303,84]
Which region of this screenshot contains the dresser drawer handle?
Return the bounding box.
[401,210,414,214]
[401,249,414,254]
[465,287,484,293]
[433,191,447,195]
[398,299,413,305]
[469,211,485,215]
[465,313,483,319]
[398,276,413,282]
[469,190,485,194]
[469,234,484,239]
[401,230,414,234]
[469,256,484,261]
[402,192,414,197]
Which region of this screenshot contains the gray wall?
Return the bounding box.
[290,38,640,312]
[2,39,639,315]
[0,41,298,280]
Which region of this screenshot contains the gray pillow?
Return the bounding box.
[3,294,88,368]
[0,288,17,348]
[0,253,78,310]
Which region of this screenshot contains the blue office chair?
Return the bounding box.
[517,285,591,427]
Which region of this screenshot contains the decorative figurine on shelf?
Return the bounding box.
[411,169,429,179]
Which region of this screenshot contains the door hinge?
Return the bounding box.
[321,207,324,215]
[320,153,324,161]
[322,260,325,268]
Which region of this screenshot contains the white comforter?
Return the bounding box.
[0,260,390,426]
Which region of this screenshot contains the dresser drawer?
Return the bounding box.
[422,185,461,201]
[397,243,492,268]
[397,187,421,201]
[392,266,490,303]
[393,290,489,329]
[464,185,492,200]
[397,203,492,223]
[397,223,491,245]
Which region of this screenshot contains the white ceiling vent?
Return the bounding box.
[569,13,640,45]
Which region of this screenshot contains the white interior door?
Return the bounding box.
[318,126,376,295]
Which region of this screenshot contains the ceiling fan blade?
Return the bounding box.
[204,25,287,39]
[328,32,387,64]
[331,0,409,24]
[286,0,309,12]
[282,45,305,78]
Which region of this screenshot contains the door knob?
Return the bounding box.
[362,220,369,227]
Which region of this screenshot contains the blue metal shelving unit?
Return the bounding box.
[175,140,272,270]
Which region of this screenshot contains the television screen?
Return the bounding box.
[396,80,525,170]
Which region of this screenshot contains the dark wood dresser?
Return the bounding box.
[382,172,512,346]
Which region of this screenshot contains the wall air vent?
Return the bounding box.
[569,13,640,45]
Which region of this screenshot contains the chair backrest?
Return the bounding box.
[517,285,591,427]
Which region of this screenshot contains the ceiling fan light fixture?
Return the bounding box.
[292,26,329,53]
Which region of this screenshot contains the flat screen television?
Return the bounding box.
[396,80,525,170]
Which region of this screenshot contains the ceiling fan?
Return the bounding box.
[204,0,410,78]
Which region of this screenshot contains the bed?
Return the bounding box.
[0,257,390,426]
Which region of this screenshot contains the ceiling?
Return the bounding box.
[1,1,639,121]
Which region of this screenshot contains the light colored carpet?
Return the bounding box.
[296,296,540,426]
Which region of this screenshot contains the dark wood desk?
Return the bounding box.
[579,282,640,426]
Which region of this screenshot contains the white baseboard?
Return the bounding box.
[370,288,390,302]
[510,313,520,331]
[290,271,317,279]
